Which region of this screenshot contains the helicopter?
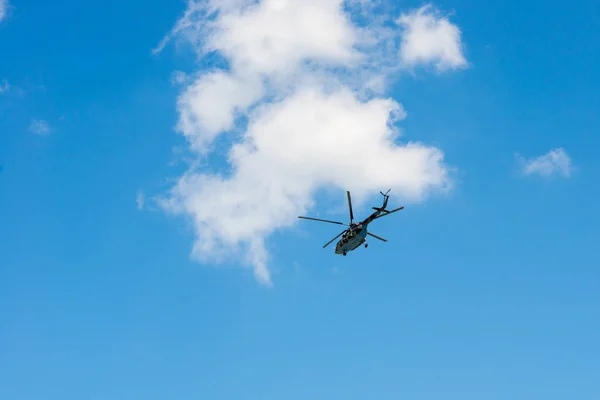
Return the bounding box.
[298,189,404,256]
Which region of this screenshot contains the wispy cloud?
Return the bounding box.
[518,148,573,178]
[0,80,9,93]
[29,119,51,135]
[154,0,468,285]
[170,71,188,85]
[0,0,8,23]
[136,191,145,210]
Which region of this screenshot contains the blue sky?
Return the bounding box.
[1,0,599,399]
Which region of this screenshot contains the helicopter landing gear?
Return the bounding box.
[365,243,368,248]
[343,252,347,256]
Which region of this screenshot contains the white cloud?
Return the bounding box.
[206,0,360,75]
[176,71,264,151]
[519,148,572,178]
[29,119,51,135]
[397,4,467,71]
[155,0,466,285]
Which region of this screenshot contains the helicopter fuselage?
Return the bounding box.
[335,223,369,255]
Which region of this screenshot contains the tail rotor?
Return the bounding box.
[372,189,391,212]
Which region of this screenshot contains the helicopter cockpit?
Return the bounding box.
[341,227,360,243]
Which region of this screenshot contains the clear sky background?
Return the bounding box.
[1,0,599,399]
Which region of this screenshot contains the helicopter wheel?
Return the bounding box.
[343,252,347,256]
[365,243,368,248]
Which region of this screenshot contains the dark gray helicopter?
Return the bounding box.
[298,190,404,256]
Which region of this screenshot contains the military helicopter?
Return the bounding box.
[298,190,404,256]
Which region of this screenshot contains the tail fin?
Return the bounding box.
[379,189,391,209]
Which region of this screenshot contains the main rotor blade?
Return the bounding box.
[323,230,346,248]
[298,216,347,226]
[367,232,388,242]
[374,206,404,219]
[347,191,354,223]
